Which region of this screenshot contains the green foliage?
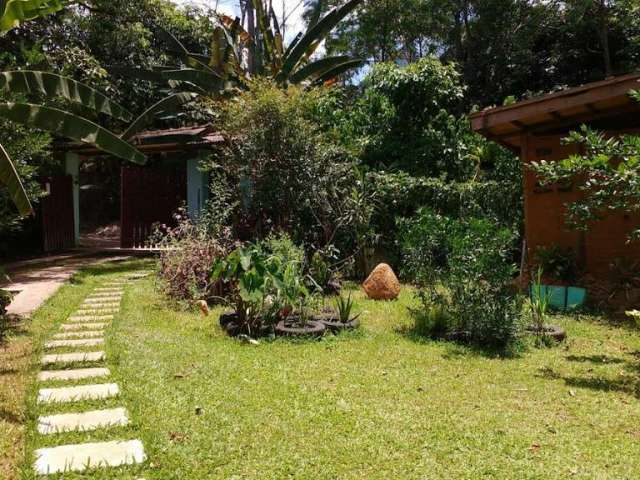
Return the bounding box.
[534,245,577,284]
[531,124,640,241]
[400,208,522,347]
[209,80,358,254]
[0,142,31,215]
[0,102,146,164]
[0,0,67,33]
[333,292,359,324]
[0,287,11,316]
[529,267,551,331]
[341,57,473,177]
[211,244,284,334]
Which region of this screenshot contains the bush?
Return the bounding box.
[0,288,11,317]
[206,80,359,258]
[155,207,236,304]
[400,208,523,347]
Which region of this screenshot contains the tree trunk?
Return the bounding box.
[597,0,613,77]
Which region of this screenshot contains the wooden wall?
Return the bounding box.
[522,133,640,280]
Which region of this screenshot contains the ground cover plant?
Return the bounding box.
[6,261,640,479]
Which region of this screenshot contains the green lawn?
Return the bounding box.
[12,259,640,479]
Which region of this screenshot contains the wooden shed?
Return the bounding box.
[470,73,640,282]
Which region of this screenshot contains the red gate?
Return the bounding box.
[120,166,187,248]
[41,175,75,252]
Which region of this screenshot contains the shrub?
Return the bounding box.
[207,80,359,257]
[155,207,236,304]
[0,288,11,317]
[400,208,523,347]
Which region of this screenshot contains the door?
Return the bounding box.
[120,166,186,248]
[41,175,75,252]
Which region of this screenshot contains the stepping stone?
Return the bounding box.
[53,331,104,340]
[38,367,110,382]
[84,297,121,304]
[60,322,107,331]
[45,338,104,349]
[77,307,119,313]
[34,439,145,474]
[41,351,105,366]
[80,302,120,308]
[86,294,123,300]
[38,407,129,434]
[38,383,119,404]
[68,314,113,322]
[94,288,124,293]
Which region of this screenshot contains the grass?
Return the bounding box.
[4,258,640,479]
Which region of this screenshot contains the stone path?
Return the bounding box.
[33,278,147,475]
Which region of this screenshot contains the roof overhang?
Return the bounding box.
[56,125,225,157]
[470,72,640,152]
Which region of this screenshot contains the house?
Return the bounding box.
[470,73,640,282]
[43,125,224,251]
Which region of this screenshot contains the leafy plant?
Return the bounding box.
[334,293,360,324]
[534,245,577,284]
[0,0,68,33]
[155,207,236,305]
[401,208,523,348]
[529,267,551,331]
[0,287,11,316]
[211,244,284,335]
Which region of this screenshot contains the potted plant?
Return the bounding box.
[211,245,282,338]
[526,268,566,342]
[532,245,587,310]
[273,262,326,338]
[315,293,360,333]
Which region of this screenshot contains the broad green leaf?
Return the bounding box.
[0,0,68,33]
[278,0,363,81]
[289,55,355,84]
[0,70,133,121]
[122,92,199,140]
[312,59,364,85]
[0,102,146,164]
[0,141,32,215]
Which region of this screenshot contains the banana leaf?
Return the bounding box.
[0,142,32,215]
[0,70,132,121]
[289,55,354,84]
[312,59,364,85]
[278,0,363,81]
[0,0,68,32]
[0,102,146,164]
[122,92,199,140]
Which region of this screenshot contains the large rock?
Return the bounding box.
[362,263,400,300]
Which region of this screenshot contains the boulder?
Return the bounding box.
[362,263,400,300]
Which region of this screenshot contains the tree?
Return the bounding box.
[110,0,365,126]
[531,91,640,241]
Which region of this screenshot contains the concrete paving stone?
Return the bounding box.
[68,314,114,322]
[38,367,110,382]
[45,338,104,349]
[80,301,120,307]
[41,351,105,366]
[53,331,104,340]
[75,309,119,316]
[33,439,145,474]
[60,322,108,331]
[38,407,129,434]
[37,383,119,404]
[83,297,122,304]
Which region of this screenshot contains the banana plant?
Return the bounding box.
[0,70,147,216]
[0,0,69,33]
[112,0,364,106]
[0,2,145,216]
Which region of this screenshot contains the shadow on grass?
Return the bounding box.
[539,353,640,398]
[0,315,30,346]
[396,324,524,360]
[0,407,22,425]
[70,258,155,285]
